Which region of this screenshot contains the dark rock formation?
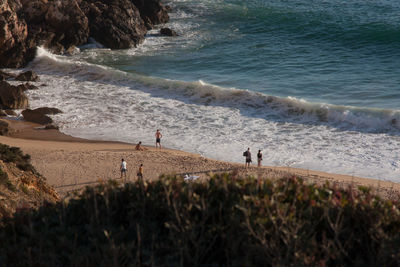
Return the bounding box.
[18,82,39,91]
[0,70,16,80]
[131,0,169,29]
[16,70,39,81]
[1,0,89,67]
[0,81,29,109]
[5,109,16,116]
[80,0,147,49]
[0,0,33,67]
[0,0,171,68]
[0,110,7,117]
[33,107,62,115]
[21,108,53,124]
[44,124,59,130]
[22,0,89,54]
[164,5,172,12]
[0,119,10,135]
[160,27,178,37]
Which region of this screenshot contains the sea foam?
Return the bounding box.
[25,48,400,181]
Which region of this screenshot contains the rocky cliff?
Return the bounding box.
[0,0,170,67]
[0,143,59,219]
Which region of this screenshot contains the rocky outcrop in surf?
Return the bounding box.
[0,81,29,109]
[21,108,53,125]
[0,70,62,129]
[22,0,90,55]
[160,27,178,36]
[80,0,147,49]
[15,70,39,81]
[0,0,170,68]
[131,0,170,29]
[20,107,62,125]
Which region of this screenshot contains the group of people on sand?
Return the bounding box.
[243,148,263,168]
[135,129,163,151]
[119,129,163,181]
[120,159,143,182]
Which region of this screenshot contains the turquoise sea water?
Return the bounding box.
[26,0,400,180]
[97,0,400,110]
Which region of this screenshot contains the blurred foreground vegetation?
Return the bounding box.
[1,174,400,266]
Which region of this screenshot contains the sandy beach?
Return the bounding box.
[1,119,399,198]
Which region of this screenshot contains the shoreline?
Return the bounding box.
[1,119,399,198]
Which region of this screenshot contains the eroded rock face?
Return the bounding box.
[0,0,171,67]
[80,0,147,49]
[20,0,49,24]
[0,0,33,67]
[0,81,29,109]
[22,0,89,54]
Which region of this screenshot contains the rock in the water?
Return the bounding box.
[16,70,39,81]
[21,109,53,125]
[80,0,147,49]
[0,70,16,80]
[160,27,178,36]
[131,0,169,29]
[0,81,29,109]
[164,5,172,12]
[23,0,90,54]
[0,110,8,117]
[0,0,90,67]
[17,82,39,91]
[44,124,59,130]
[1,0,171,67]
[4,109,16,116]
[33,107,62,115]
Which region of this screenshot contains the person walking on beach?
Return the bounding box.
[243,148,252,168]
[257,150,263,167]
[155,129,162,149]
[120,159,127,181]
[137,164,144,180]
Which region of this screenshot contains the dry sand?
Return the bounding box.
[1,119,399,198]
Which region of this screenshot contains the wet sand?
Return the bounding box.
[1,119,399,198]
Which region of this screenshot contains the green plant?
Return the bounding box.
[19,184,30,195]
[0,167,15,192]
[0,144,35,173]
[0,174,399,266]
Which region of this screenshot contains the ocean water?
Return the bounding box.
[24,0,400,180]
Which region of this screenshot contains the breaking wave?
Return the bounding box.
[30,47,400,135]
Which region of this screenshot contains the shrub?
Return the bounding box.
[0,144,35,172]
[0,175,399,266]
[0,167,15,191]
